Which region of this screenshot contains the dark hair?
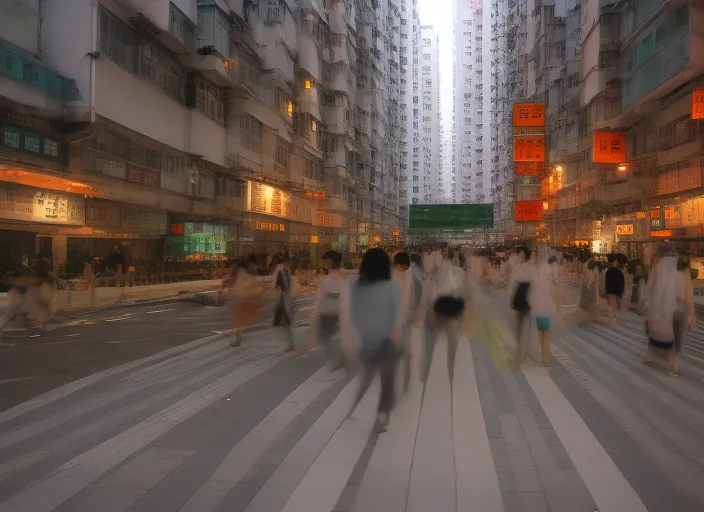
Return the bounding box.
[359,248,391,284]
[446,248,455,260]
[548,255,558,265]
[394,252,411,266]
[587,261,597,271]
[322,250,343,269]
[516,246,531,261]
[237,259,250,269]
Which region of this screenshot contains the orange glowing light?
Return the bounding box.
[304,79,312,89]
[0,169,100,197]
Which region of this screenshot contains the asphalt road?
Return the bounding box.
[0,294,317,412]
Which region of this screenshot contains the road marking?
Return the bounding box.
[105,340,125,344]
[145,308,176,314]
[522,367,648,512]
[0,353,290,512]
[0,376,42,386]
[104,314,132,322]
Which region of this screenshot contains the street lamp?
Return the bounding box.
[554,164,564,173]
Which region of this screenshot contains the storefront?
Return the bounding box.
[0,113,81,272]
[238,180,318,255]
[60,201,169,273]
[236,215,289,256]
[164,221,235,262]
[0,182,86,270]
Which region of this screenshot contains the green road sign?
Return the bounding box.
[409,204,494,234]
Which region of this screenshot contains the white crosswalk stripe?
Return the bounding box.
[0,302,702,512]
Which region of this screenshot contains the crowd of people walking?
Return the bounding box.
[223,240,696,431]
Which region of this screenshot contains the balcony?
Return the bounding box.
[0,38,80,119]
[117,0,196,55]
[621,7,698,109]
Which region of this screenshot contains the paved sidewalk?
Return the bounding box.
[0,286,703,511]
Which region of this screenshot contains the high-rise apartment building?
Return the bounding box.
[420,25,441,204]
[453,0,492,207]
[0,0,404,269]
[400,0,422,220]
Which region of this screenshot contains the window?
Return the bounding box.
[145,149,163,171]
[275,137,290,169]
[166,155,181,175]
[99,9,138,73]
[676,6,688,29]
[192,78,225,124]
[231,47,260,95]
[141,43,184,101]
[240,114,263,153]
[275,88,293,119]
[169,2,195,50]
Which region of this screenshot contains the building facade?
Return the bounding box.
[420,25,441,204]
[453,0,492,207]
[0,0,403,273]
[492,0,704,270]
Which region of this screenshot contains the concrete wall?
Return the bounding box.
[0,0,39,54]
[40,0,94,121]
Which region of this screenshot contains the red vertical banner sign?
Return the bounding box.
[692,87,704,119]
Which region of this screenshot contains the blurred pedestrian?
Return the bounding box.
[308,250,345,369]
[508,246,537,365]
[578,260,599,324]
[340,248,403,432]
[420,248,469,383]
[533,247,559,366]
[393,251,415,390]
[605,257,625,325]
[643,245,692,376]
[230,259,263,347]
[273,253,295,351]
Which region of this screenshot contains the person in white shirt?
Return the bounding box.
[420,248,470,383]
[532,246,560,366]
[308,251,346,370]
[393,251,417,390]
[508,246,538,365]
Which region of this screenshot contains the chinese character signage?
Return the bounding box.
[0,123,65,164]
[305,190,327,201]
[616,224,634,236]
[514,200,543,222]
[656,167,702,195]
[0,184,84,225]
[513,136,545,163]
[516,162,543,177]
[512,103,545,128]
[693,88,704,119]
[254,221,286,232]
[592,131,626,164]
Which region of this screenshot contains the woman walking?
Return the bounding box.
[340,248,403,432]
[508,246,537,365]
[532,247,559,366]
[273,254,295,351]
[643,245,692,376]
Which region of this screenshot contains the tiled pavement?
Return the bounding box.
[0,289,703,511]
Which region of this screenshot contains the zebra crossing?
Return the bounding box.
[0,296,702,512]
